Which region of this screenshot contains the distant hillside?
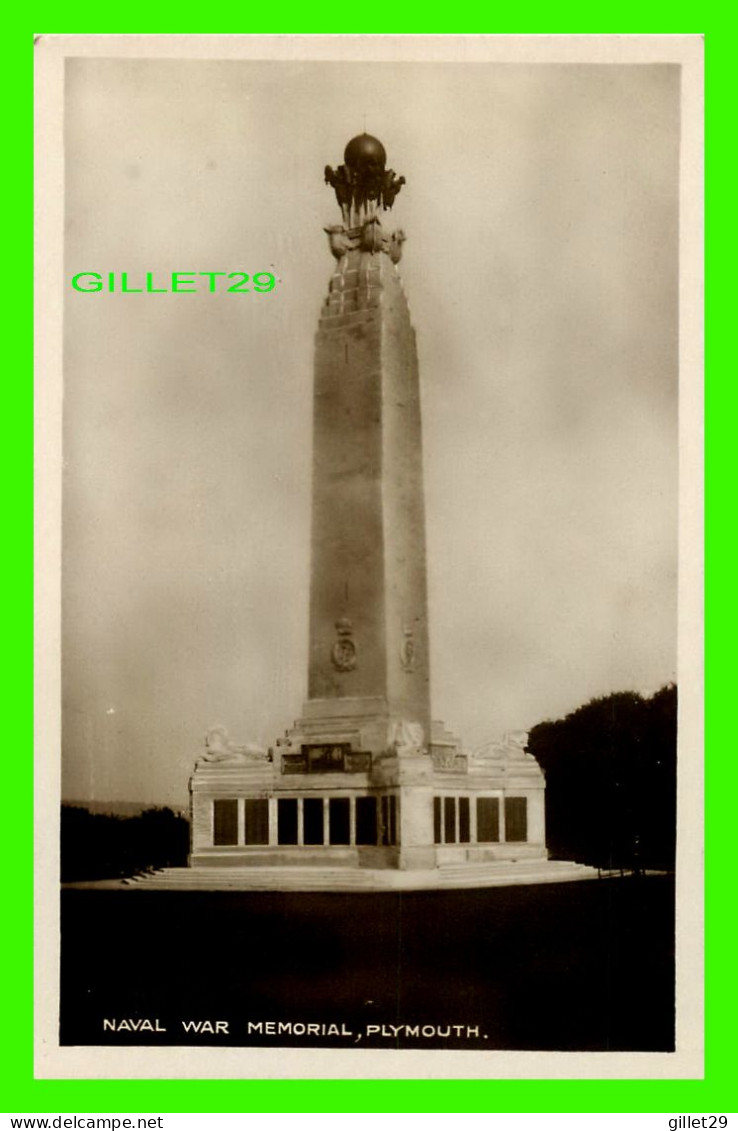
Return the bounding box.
[63,799,188,819]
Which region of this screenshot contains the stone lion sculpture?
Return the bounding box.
[196,725,269,766]
[472,730,530,760]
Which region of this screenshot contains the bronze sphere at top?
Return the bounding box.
[343,133,387,171]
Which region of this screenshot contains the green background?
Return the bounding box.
[14,23,717,1116]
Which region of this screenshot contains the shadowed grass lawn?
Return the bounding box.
[60,875,674,1051]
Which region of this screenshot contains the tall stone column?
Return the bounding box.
[292,134,431,760]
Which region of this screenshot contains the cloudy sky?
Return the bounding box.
[61,50,680,805]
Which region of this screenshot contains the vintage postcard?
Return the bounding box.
[34,34,704,1080]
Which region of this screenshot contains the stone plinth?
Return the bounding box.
[188,726,547,872]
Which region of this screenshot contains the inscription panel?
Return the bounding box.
[306,743,349,772]
[281,745,372,774]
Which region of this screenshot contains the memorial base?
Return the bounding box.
[184,709,556,887]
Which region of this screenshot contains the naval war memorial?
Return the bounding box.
[144,134,596,892]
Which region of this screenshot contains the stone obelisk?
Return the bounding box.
[297,133,431,759]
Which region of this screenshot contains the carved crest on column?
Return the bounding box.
[400,624,416,672]
[331,617,357,672]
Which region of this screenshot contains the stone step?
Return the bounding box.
[439,859,591,876]
[437,864,599,886]
[117,859,601,892]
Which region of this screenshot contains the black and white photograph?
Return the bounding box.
[35,34,703,1080]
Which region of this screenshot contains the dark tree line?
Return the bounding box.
[61,805,190,882]
[527,684,677,872]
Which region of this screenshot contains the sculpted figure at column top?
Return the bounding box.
[324,133,406,233]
